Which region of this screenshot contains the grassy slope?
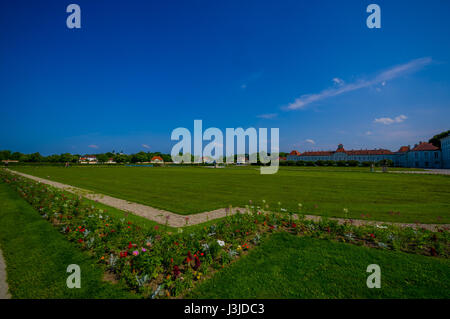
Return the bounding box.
[189,233,450,299]
[11,166,450,223]
[0,181,136,298]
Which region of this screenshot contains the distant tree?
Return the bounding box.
[336,160,346,167]
[114,154,129,163]
[429,130,450,149]
[347,160,359,167]
[46,154,61,163]
[295,160,304,166]
[11,152,23,160]
[60,153,73,163]
[325,160,335,166]
[0,150,11,161]
[28,152,43,162]
[96,154,109,163]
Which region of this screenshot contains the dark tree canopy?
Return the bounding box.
[429,130,450,149]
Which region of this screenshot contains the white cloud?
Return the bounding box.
[142,144,150,149]
[305,139,315,144]
[366,131,373,135]
[257,113,278,119]
[286,57,432,110]
[88,144,99,149]
[374,114,408,125]
[240,84,247,89]
[332,78,344,85]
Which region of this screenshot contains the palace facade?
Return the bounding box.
[287,134,450,169]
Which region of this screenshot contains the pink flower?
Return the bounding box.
[132,250,139,256]
[141,248,147,252]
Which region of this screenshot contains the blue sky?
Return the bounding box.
[1,0,449,155]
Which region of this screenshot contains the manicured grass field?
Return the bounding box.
[10,165,450,223]
[0,181,135,298]
[189,233,450,299]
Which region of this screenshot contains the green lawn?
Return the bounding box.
[0,181,136,298]
[10,166,450,223]
[189,233,450,299]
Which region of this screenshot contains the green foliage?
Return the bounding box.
[429,130,450,148]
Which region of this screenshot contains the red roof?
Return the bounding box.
[397,146,410,153]
[289,150,301,156]
[301,151,334,156]
[411,142,439,151]
[151,156,163,161]
[279,157,287,161]
[346,149,393,155]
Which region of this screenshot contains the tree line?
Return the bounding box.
[0,150,172,164]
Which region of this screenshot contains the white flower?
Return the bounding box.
[217,240,225,247]
[376,225,388,229]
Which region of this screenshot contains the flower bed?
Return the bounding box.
[1,170,449,298]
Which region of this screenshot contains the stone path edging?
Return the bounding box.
[5,169,449,231]
[0,247,11,299]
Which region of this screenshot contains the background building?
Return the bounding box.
[288,141,443,169]
[441,134,450,169]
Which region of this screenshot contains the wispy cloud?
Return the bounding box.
[142,144,150,149]
[286,57,432,110]
[88,144,99,149]
[374,114,407,125]
[305,139,315,144]
[332,77,344,85]
[257,113,278,119]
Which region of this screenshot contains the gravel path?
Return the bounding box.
[6,169,449,231]
[387,169,450,175]
[0,247,10,299]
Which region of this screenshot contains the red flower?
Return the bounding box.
[369,233,375,238]
[128,242,132,249]
[173,265,180,277]
[120,251,128,258]
[78,239,83,243]
[291,223,297,228]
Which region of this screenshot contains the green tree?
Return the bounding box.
[0,150,11,161]
[429,130,450,148]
